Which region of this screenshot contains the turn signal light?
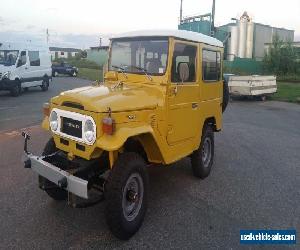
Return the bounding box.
[102,117,115,135]
[43,102,50,116]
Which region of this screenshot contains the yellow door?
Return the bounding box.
[167,42,200,145]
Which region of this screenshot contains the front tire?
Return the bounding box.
[39,138,68,201]
[105,152,148,240]
[191,125,214,179]
[10,81,21,97]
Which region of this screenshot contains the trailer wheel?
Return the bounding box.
[191,124,214,179]
[105,152,148,240]
[39,138,67,201]
[222,81,229,112]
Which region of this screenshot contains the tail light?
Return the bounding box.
[43,102,50,116]
[102,117,115,135]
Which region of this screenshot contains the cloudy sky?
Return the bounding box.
[0,0,299,48]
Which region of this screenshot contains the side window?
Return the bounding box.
[28,51,40,66]
[17,51,27,67]
[171,43,197,83]
[202,50,221,81]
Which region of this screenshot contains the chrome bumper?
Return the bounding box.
[25,154,89,199]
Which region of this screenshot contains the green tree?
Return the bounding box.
[263,33,297,76]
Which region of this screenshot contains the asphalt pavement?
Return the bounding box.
[0,77,299,249]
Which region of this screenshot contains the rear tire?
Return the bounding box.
[41,77,49,91]
[191,125,214,179]
[39,138,68,201]
[105,152,148,240]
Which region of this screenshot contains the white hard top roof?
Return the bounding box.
[112,29,223,48]
[0,41,49,51]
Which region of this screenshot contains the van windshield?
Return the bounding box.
[109,38,168,75]
[0,50,19,66]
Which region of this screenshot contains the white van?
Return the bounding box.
[0,42,52,97]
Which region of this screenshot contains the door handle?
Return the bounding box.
[192,103,198,109]
[25,67,28,70]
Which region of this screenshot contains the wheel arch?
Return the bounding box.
[96,125,164,164]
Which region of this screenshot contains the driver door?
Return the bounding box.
[15,51,28,81]
[167,41,200,145]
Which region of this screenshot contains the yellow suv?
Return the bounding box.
[23,30,227,240]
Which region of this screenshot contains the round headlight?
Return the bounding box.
[84,119,95,142]
[49,111,58,131]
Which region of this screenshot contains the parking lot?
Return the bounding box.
[0,77,299,248]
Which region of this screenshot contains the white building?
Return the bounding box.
[49,47,81,60]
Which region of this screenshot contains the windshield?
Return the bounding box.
[0,50,19,66]
[109,38,169,75]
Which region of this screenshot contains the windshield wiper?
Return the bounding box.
[111,65,128,79]
[130,65,153,81]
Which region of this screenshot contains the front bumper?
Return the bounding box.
[24,154,89,199]
[0,78,14,90]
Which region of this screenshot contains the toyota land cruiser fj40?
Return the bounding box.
[22,30,227,240]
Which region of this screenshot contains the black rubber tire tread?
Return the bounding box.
[222,81,229,112]
[41,138,68,201]
[191,125,214,179]
[41,77,49,91]
[10,81,21,97]
[105,152,148,240]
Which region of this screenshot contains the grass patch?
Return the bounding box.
[270,82,300,103]
[78,68,103,81]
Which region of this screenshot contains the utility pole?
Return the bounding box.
[180,0,183,24]
[46,28,49,44]
[99,37,102,47]
[210,0,216,37]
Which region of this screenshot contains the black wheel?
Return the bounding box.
[10,81,21,97]
[39,138,67,201]
[222,81,229,112]
[191,124,214,179]
[41,77,49,91]
[105,152,148,240]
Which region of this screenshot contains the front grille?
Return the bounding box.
[61,117,82,138]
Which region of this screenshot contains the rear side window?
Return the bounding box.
[171,43,197,83]
[202,50,221,81]
[28,51,40,66]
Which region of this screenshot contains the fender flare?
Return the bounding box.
[96,125,154,151]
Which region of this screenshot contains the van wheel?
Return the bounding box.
[105,152,148,240]
[41,78,49,91]
[39,138,68,201]
[191,125,214,179]
[10,81,21,97]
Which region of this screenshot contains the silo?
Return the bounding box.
[246,21,254,58]
[227,25,239,61]
[238,19,247,58]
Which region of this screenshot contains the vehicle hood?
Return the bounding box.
[0,65,13,74]
[51,83,163,113]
